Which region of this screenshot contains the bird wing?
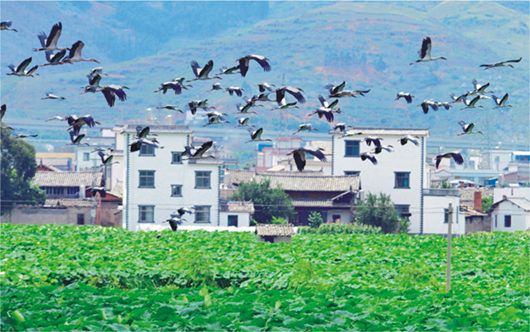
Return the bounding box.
[450,152,464,165]
[26,65,38,75]
[420,36,431,59]
[283,86,306,103]
[435,155,443,168]
[129,140,142,152]
[318,95,328,107]
[37,31,47,48]
[304,148,327,162]
[68,40,84,59]
[101,89,116,107]
[109,86,127,101]
[193,141,213,157]
[469,96,480,106]
[504,57,522,64]
[16,57,32,72]
[89,73,101,86]
[500,93,509,105]
[248,54,271,72]
[324,110,334,123]
[404,95,412,103]
[190,60,201,78]
[291,150,306,172]
[200,60,214,77]
[169,82,182,94]
[421,102,429,114]
[0,104,5,120]
[46,22,62,48]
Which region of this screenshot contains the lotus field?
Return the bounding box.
[1,224,528,330]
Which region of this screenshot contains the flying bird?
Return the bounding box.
[293,123,318,135]
[97,85,128,107]
[237,54,271,77]
[129,137,162,152]
[468,80,492,95]
[153,78,190,94]
[395,92,414,104]
[398,135,419,146]
[217,65,241,76]
[237,117,254,128]
[329,89,370,98]
[480,57,522,69]
[318,95,339,109]
[189,60,221,81]
[364,136,383,148]
[155,105,184,113]
[68,115,100,136]
[312,107,341,123]
[420,100,439,114]
[247,128,272,143]
[461,96,483,109]
[59,40,100,64]
[435,152,464,169]
[457,121,483,136]
[0,21,17,32]
[183,140,215,160]
[287,147,327,172]
[360,152,377,165]
[41,92,65,100]
[34,22,68,52]
[81,72,102,93]
[225,86,244,97]
[41,49,67,67]
[188,99,214,115]
[0,104,5,120]
[275,86,306,104]
[325,81,346,95]
[68,132,89,146]
[436,102,452,110]
[491,93,511,108]
[7,57,38,77]
[14,133,38,139]
[410,36,447,65]
[257,82,275,92]
[165,216,183,231]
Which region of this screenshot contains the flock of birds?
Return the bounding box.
[1,20,522,230]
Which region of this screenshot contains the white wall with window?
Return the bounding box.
[490,198,530,232]
[119,125,222,231]
[333,128,429,233]
[423,193,465,235]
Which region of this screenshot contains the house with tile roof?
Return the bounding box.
[489,197,530,232]
[35,171,103,199]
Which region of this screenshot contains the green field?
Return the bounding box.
[1,224,528,330]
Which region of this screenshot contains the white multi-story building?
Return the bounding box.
[332,128,465,234]
[118,125,223,231]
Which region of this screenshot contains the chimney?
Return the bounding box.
[474,191,482,212]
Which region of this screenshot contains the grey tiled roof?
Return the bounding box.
[490,197,530,212]
[256,224,295,236]
[35,171,103,187]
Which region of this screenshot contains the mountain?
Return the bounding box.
[1,1,528,154]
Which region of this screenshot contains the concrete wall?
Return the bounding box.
[219,212,251,227]
[465,216,491,234]
[423,195,466,235]
[491,201,530,232]
[333,130,427,233]
[493,187,530,204]
[5,206,95,225]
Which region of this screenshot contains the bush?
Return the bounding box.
[307,211,324,228]
[270,216,287,224]
[355,193,401,233]
[297,223,382,235]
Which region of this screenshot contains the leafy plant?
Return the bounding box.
[355,193,401,233]
[307,211,324,228]
[270,216,287,224]
[482,196,493,212]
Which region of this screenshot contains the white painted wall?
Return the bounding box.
[326,209,353,223]
[423,195,466,235]
[219,212,251,227]
[121,128,220,231]
[493,187,530,204]
[332,129,428,233]
[491,201,530,232]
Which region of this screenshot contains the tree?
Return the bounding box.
[1,126,46,215]
[355,193,401,233]
[308,211,324,228]
[482,196,493,212]
[232,179,295,224]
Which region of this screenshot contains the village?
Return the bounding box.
[2,121,528,236]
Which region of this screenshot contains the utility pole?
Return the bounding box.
[446,203,453,293]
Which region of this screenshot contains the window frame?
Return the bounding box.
[395,204,411,219]
[227,215,238,227]
[394,172,411,189]
[138,170,155,188]
[139,144,155,157]
[344,140,360,158]
[194,205,211,224]
[504,215,511,228]
[344,171,360,176]
[83,152,90,162]
[195,171,212,189]
[171,152,183,164]
[170,184,183,197]
[138,205,155,223]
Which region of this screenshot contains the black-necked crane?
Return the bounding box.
[325,81,346,95]
[491,93,511,108]
[129,137,162,152]
[436,101,452,110]
[258,82,275,92]
[97,150,115,166]
[184,140,215,160]
[226,86,244,97]
[360,152,377,165]
[204,112,229,127]
[189,60,221,81]
[135,125,155,139]
[46,114,78,126]
[237,54,271,77]
[96,85,128,107]
[410,36,446,65]
[7,57,38,77]
[237,117,253,128]
[41,92,65,100]
[154,80,187,95]
[34,22,68,52]
[14,133,38,139]
[395,92,415,104]
[293,123,318,135]
[457,121,483,136]
[275,99,298,110]
[41,49,67,67]
[398,135,419,146]
[480,57,522,69]
[461,95,483,110]
[247,128,272,143]
[217,65,241,76]
[435,151,464,169]
[155,105,184,113]
[420,100,439,114]
[175,207,194,217]
[332,122,353,134]
[165,216,183,231]
[372,144,394,154]
[364,136,383,148]
[275,86,306,104]
[88,67,108,78]
[287,147,327,172]
[251,93,274,102]
[0,21,17,32]
[69,115,101,136]
[188,99,214,115]
[236,99,259,114]
[81,73,102,93]
[209,82,223,91]
[329,89,370,99]
[318,95,339,109]
[468,80,492,95]
[312,107,341,123]
[0,104,6,120]
[59,41,100,64]
[450,93,467,103]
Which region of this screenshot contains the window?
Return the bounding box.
[139,144,155,156]
[504,215,511,228]
[495,215,498,228]
[83,152,90,161]
[77,214,85,225]
[194,206,211,224]
[171,152,182,164]
[395,205,410,219]
[228,215,238,227]
[332,215,341,222]
[344,171,360,176]
[195,171,211,189]
[344,140,360,157]
[138,205,154,223]
[444,208,449,223]
[395,172,410,188]
[170,184,182,197]
[67,187,80,198]
[139,170,155,188]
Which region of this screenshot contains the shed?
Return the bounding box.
[256,224,295,243]
[489,197,530,232]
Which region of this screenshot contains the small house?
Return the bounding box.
[489,197,530,232]
[256,224,295,243]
